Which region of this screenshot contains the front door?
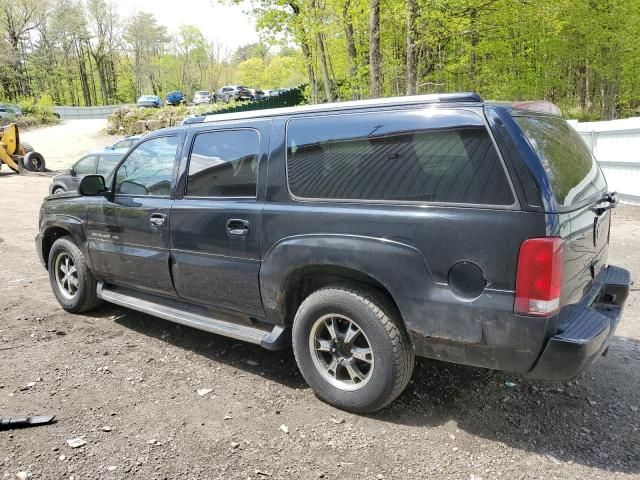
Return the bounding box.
[87,134,182,296]
[170,125,267,318]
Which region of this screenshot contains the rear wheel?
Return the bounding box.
[48,237,102,313]
[292,285,414,413]
[23,151,45,172]
[20,141,34,153]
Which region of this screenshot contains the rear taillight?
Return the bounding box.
[514,237,563,316]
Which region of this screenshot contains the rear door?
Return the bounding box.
[87,134,182,296]
[514,115,610,304]
[169,121,269,317]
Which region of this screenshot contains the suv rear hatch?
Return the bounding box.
[514,114,612,306]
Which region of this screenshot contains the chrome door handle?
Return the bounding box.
[226,218,250,236]
[149,213,167,227]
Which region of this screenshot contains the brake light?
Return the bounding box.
[514,238,563,316]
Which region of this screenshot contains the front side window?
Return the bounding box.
[286,110,514,205]
[115,136,179,196]
[74,155,97,175]
[186,129,259,197]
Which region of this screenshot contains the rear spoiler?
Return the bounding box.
[511,101,562,116]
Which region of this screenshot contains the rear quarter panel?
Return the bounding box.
[261,111,551,372]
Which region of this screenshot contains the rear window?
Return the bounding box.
[186,129,259,197]
[286,110,514,205]
[514,116,606,209]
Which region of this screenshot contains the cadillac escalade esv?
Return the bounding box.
[36,93,631,413]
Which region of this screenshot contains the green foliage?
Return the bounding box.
[243,0,640,119]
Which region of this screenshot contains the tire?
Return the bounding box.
[52,186,66,195]
[20,141,34,154]
[23,151,45,172]
[48,236,102,313]
[292,285,414,413]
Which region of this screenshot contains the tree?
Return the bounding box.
[369,0,381,98]
[123,11,170,96]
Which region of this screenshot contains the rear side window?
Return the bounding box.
[286,110,514,205]
[186,129,259,197]
[74,155,97,175]
[96,155,122,176]
[514,116,606,208]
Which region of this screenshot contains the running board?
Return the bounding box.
[97,283,288,350]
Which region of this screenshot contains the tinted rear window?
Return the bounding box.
[514,116,606,208]
[286,110,514,205]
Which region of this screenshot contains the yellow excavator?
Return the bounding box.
[0,123,45,173]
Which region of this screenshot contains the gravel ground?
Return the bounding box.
[0,140,638,479]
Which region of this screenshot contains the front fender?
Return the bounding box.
[38,213,89,269]
[260,234,434,336]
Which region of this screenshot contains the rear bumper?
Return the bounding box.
[527,265,631,380]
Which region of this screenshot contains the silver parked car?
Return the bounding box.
[49,151,123,195]
[192,91,212,105]
[104,135,144,152]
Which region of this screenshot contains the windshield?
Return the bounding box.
[514,115,607,209]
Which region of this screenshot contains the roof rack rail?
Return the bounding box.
[438,92,483,103]
[194,92,484,124]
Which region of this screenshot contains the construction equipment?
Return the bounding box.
[0,123,45,173]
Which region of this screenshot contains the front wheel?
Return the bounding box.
[292,285,414,413]
[48,237,102,313]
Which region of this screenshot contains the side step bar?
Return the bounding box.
[97,283,288,350]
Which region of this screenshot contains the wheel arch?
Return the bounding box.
[260,234,434,336]
[40,218,86,269]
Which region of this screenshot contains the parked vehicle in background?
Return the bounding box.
[137,95,162,108]
[104,135,143,152]
[0,104,22,120]
[214,86,252,103]
[166,91,186,106]
[251,89,266,101]
[192,91,212,105]
[49,151,123,195]
[37,93,630,413]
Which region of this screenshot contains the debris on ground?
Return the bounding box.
[197,388,213,397]
[66,438,87,448]
[0,415,55,430]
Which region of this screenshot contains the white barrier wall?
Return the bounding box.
[569,117,640,205]
[53,105,123,119]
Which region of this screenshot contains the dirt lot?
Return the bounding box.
[0,128,639,479]
[20,120,113,171]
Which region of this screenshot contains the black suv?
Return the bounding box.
[36,93,630,413]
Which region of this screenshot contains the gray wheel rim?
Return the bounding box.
[309,314,375,391]
[54,252,78,300]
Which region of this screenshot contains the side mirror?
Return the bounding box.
[69,167,76,176]
[78,175,106,196]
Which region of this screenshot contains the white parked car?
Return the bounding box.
[192,91,212,105]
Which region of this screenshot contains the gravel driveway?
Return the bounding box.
[0,138,638,479]
[19,120,114,171]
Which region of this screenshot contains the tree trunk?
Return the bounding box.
[405,0,419,95]
[300,40,317,103]
[316,32,333,102]
[369,0,382,98]
[343,0,358,100]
